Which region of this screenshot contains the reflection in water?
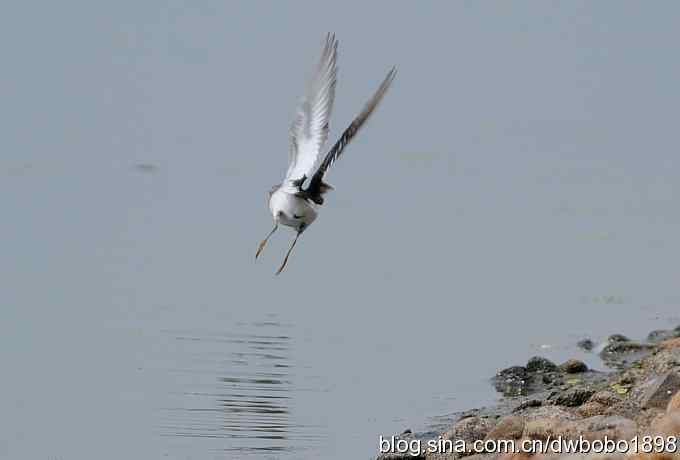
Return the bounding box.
[160,318,320,456]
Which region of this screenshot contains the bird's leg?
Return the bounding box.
[275,230,302,275]
[256,224,278,259]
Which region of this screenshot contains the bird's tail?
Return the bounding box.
[306,181,334,205]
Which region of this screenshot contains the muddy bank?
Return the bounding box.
[377,326,680,460]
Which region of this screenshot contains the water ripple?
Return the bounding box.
[160,318,323,456]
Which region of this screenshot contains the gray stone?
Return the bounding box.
[513,399,542,413]
[602,341,653,354]
[559,359,588,373]
[608,334,630,343]
[551,387,595,407]
[526,356,558,373]
[493,366,531,396]
[641,371,680,409]
[599,340,655,368]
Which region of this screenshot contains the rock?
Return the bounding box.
[589,391,622,407]
[577,338,595,351]
[496,366,529,381]
[378,453,425,460]
[422,452,451,460]
[493,366,531,396]
[668,390,680,413]
[526,356,558,373]
[442,416,496,457]
[494,453,533,460]
[642,345,680,366]
[380,324,680,460]
[649,412,680,437]
[524,415,636,442]
[425,454,488,460]
[602,341,653,354]
[442,416,497,442]
[577,401,607,417]
[551,387,596,407]
[604,398,642,421]
[600,340,655,368]
[608,334,630,343]
[660,337,680,349]
[647,329,680,343]
[520,405,576,421]
[559,359,588,373]
[641,372,680,410]
[542,372,566,387]
[619,373,637,385]
[512,400,542,413]
[523,417,567,440]
[485,416,525,441]
[577,391,621,417]
[578,415,638,440]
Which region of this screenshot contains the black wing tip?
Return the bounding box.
[385,66,398,86]
[290,175,307,189]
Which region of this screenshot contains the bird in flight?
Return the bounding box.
[256,34,396,274]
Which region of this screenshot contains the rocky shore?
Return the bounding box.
[378,325,680,460]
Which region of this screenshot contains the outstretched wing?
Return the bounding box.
[306,66,396,199]
[284,34,338,189]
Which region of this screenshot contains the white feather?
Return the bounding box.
[284,34,338,190]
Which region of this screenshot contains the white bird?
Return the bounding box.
[256,34,396,274]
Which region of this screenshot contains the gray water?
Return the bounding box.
[3,2,680,459]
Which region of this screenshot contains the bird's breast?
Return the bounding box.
[269,190,317,228]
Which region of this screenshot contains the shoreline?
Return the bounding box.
[377,325,680,460]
